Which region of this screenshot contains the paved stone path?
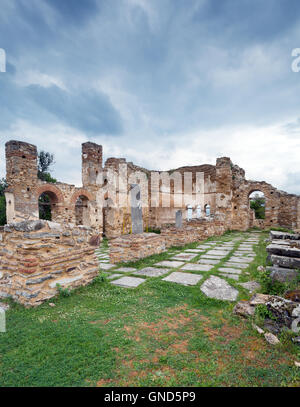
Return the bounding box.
[95,232,262,301]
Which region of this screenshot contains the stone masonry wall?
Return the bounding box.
[0,220,100,306]
[109,218,226,263]
[109,232,166,263]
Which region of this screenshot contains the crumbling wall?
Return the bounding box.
[0,220,99,306]
[109,218,226,263]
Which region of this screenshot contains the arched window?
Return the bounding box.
[187,204,193,221]
[196,205,202,219]
[249,190,265,219]
[205,204,210,217]
[38,191,59,221]
[75,195,90,226]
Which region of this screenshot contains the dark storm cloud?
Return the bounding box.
[0,0,300,191]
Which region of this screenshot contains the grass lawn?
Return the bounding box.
[0,230,299,387]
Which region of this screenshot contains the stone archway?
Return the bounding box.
[36,184,65,222]
[70,189,95,227]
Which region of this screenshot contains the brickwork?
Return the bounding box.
[0,220,99,306]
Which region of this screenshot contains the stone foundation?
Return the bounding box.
[0,220,99,306]
[109,218,227,263]
[109,232,166,264]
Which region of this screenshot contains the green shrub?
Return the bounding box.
[56,284,71,297]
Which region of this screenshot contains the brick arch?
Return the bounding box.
[238,182,277,204]
[36,184,65,204]
[70,189,95,205]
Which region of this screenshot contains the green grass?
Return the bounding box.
[0,230,299,387]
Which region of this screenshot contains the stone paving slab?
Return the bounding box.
[224,262,249,269]
[171,253,198,261]
[133,267,170,277]
[107,273,123,280]
[155,260,185,268]
[162,271,203,286]
[214,246,233,253]
[228,257,252,263]
[198,258,220,265]
[201,254,226,259]
[205,250,230,256]
[220,273,239,281]
[238,281,261,293]
[218,267,242,274]
[181,263,213,272]
[184,249,205,253]
[99,263,116,270]
[110,276,146,288]
[114,267,137,273]
[200,275,239,301]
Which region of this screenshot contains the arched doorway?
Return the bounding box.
[196,205,202,219]
[249,190,265,219]
[75,195,90,226]
[38,191,59,221]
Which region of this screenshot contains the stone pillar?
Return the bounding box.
[81,142,103,234]
[82,142,102,186]
[215,157,233,228]
[5,140,39,222]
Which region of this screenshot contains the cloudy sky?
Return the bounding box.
[1,0,300,193]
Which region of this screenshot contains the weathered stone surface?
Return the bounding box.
[130,184,143,234]
[250,293,273,305]
[162,271,203,286]
[49,275,83,288]
[218,267,242,274]
[0,308,5,333]
[175,210,182,229]
[264,332,280,345]
[267,266,299,283]
[156,260,185,268]
[252,323,264,334]
[270,230,300,241]
[198,258,219,265]
[220,273,239,280]
[224,262,248,268]
[114,267,137,273]
[109,233,166,264]
[107,273,123,280]
[233,300,255,317]
[227,257,251,264]
[172,253,198,261]
[134,267,170,277]
[267,243,300,258]
[239,281,261,293]
[200,276,239,301]
[270,254,300,269]
[110,276,145,288]
[181,263,213,272]
[206,250,229,256]
[99,264,115,270]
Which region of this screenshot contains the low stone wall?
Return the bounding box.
[109,218,227,263]
[161,218,226,248]
[109,232,166,264]
[266,231,300,283]
[0,220,100,306]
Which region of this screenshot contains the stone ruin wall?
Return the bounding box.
[2,139,300,306]
[5,139,300,239]
[109,218,227,264]
[0,220,99,307]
